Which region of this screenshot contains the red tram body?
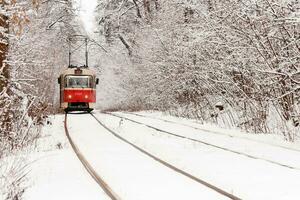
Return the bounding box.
[58,67,98,112]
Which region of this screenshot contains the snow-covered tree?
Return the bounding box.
[0,0,78,198]
[95,0,300,140]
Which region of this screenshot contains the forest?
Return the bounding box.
[0,0,299,199]
[94,0,300,140]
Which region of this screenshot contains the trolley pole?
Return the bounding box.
[67,35,90,68]
[85,38,88,67]
[68,37,71,67]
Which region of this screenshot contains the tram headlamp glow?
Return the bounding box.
[68,95,72,99]
[85,95,89,99]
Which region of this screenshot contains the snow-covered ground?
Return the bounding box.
[66,113,229,199]
[24,111,300,200]
[23,115,109,200]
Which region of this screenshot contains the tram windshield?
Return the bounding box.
[65,75,92,88]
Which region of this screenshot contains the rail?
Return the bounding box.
[90,113,241,200]
[64,114,120,200]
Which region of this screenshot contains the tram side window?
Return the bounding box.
[65,76,92,88]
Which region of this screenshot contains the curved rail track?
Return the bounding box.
[122,112,300,153]
[106,112,300,170]
[65,112,242,200]
[64,114,120,200]
[89,113,241,200]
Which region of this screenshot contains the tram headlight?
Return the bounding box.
[84,95,89,99]
[68,95,72,99]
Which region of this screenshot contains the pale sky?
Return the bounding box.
[75,0,97,34]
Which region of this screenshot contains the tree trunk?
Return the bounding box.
[0,2,11,148]
[118,34,132,56]
[154,0,159,10]
[143,0,151,16]
[132,0,142,18]
[0,4,8,91]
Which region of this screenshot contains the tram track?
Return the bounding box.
[64,114,120,200]
[89,113,241,200]
[122,112,300,153]
[106,112,300,171]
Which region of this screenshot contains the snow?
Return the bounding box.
[67,113,229,200]
[23,150,108,200]
[24,111,300,200]
[111,112,300,169]
[96,111,300,200]
[126,111,300,150]
[23,115,109,200]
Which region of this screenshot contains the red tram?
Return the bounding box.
[58,66,98,113]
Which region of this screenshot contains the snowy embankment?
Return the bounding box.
[23,111,300,200]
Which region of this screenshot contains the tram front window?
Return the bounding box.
[65,76,92,88]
